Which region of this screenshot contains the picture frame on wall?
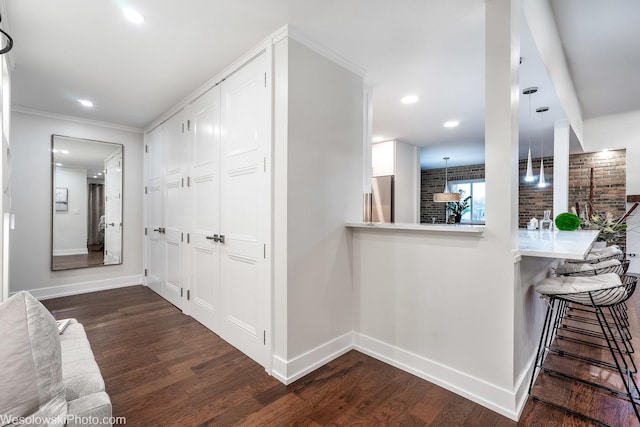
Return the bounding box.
[55,187,68,211]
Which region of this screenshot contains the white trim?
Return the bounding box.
[354,332,521,421]
[286,26,366,78]
[270,332,354,384]
[52,248,89,256]
[12,107,144,133]
[12,275,143,300]
[514,352,539,420]
[269,330,527,421]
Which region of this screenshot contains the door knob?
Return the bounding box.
[108,222,116,226]
[218,234,225,244]
[206,235,216,240]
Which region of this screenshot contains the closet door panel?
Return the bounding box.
[162,112,186,310]
[219,52,269,367]
[146,126,164,296]
[188,87,221,329]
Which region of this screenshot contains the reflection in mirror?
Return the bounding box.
[51,135,123,271]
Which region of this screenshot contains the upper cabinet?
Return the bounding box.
[372,139,420,223]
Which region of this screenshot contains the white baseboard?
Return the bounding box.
[271,332,354,385]
[269,330,528,420]
[14,275,143,300]
[52,248,89,256]
[354,332,520,421]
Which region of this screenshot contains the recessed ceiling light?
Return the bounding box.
[123,8,145,24]
[93,176,98,179]
[52,149,58,153]
[443,121,460,128]
[78,99,93,108]
[372,136,385,143]
[98,173,102,176]
[401,95,419,104]
[55,163,62,167]
[61,150,69,154]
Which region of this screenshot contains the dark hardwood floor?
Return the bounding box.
[52,250,105,270]
[42,285,640,426]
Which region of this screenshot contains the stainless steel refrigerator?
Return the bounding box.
[372,175,394,223]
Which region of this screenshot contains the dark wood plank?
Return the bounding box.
[41,285,640,426]
[627,195,640,203]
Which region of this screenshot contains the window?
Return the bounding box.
[449,179,486,224]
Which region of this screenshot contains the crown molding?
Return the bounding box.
[285,25,367,78]
[12,106,144,133]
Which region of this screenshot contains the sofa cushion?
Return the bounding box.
[0,291,67,425]
[66,392,112,427]
[60,320,106,401]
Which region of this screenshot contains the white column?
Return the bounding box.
[553,119,570,218]
[485,0,520,249]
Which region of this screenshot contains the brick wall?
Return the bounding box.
[420,150,626,237]
[420,164,485,223]
[518,156,554,228]
[568,149,626,218]
[568,149,626,248]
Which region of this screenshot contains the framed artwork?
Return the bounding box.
[55,187,68,211]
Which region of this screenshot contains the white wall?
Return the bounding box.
[272,37,363,381]
[53,167,88,255]
[9,111,144,298]
[351,1,535,420]
[584,111,640,272]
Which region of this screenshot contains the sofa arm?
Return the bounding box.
[66,392,113,427]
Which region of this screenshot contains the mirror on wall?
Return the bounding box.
[51,135,123,271]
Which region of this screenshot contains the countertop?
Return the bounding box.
[517,229,600,260]
[346,223,598,260]
[345,222,485,234]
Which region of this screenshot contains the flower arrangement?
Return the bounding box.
[580,210,627,242]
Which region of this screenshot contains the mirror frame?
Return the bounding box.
[50,134,124,271]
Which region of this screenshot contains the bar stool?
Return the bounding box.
[565,244,625,264]
[528,272,640,425]
[554,259,634,366]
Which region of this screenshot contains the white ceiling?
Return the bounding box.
[550,0,640,120]
[3,1,638,169]
[53,135,121,177]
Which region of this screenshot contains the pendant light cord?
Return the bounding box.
[0,12,14,55]
[527,91,532,151]
[539,109,544,156]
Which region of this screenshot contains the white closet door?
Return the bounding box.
[163,111,186,310]
[146,126,164,296]
[188,86,221,330]
[104,151,123,264]
[219,52,269,367]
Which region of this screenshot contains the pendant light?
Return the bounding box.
[522,87,538,182]
[0,11,13,55]
[433,157,460,202]
[536,106,549,188]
